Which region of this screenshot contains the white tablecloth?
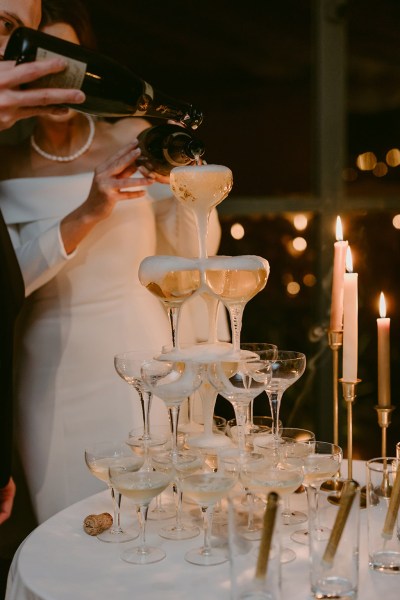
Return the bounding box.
[5,460,400,600]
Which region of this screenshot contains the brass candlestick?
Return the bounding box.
[328,330,343,446]
[340,379,361,481]
[374,405,395,458]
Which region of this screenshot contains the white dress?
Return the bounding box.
[0,172,223,523]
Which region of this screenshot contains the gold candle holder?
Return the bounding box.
[339,379,361,481]
[374,405,395,458]
[328,330,343,446]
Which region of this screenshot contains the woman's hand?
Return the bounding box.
[138,163,170,185]
[60,141,153,254]
[0,59,85,131]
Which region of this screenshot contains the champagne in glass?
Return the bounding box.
[180,472,237,566]
[207,352,272,457]
[204,255,270,352]
[265,350,306,439]
[138,255,201,349]
[170,164,233,259]
[290,441,343,545]
[109,468,172,564]
[114,350,168,455]
[84,442,144,543]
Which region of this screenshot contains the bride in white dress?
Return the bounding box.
[0,18,224,523]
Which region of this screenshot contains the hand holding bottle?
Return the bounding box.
[0,59,85,131]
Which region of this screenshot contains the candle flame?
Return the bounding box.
[379,292,387,318]
[345,246,353,273]
[336,216,343,241]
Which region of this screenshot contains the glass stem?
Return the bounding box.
[110,486,123,534]
[268,391,282,438]
[246,491,255,531]
[201,293,219,343]
[174,482,184,531]
[167,306,181,349]
[201,505,214,555]
[233,401,249,457]
[228,304,244,353]
[168,405,181,460]
[282,495,291,524]
[143,391,152,439]
[137,504,149,551]
[195,212,209,259]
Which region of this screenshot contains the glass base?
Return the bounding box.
[282,509,308,526]
[312,577,357,598]
[280,546,297,564]
[120,544,166,564]
[290,528,309,545]
[97,526,138,543]
[159,523,200,540]
[369,550,400,572]
[126,434,167,448]
[238,524,262,541]
[148,496,176,521]
[291,526,331,545]
[185,546,228,566]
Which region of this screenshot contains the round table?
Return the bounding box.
[5,460,400,600]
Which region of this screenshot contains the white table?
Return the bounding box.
[5,460,400,600]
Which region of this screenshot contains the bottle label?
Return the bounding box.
[34,48,86,89]
[133,81,154,116]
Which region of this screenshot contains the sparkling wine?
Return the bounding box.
[204,255,269,305]
[180,473,236,507]
[111,471,171,505]
[137,124,205,176]
[170,165,233,258]
[302,454,339,485]
[241,465,303,497]
[88,456,143,483]
[139,256,201,307]
[4,28,202,128]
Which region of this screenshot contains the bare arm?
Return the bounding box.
[0,477,15,524]
[0,59,85,131]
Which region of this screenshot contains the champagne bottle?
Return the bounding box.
[137,124,205,175]
[4,27,203,129]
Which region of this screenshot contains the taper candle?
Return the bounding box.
[330,216,348,331]
[342,247,358,382]
[377,292,391,408]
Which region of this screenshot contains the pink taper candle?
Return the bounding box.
[342,247,358,382]
[330,216,348,331]
[377,292,391,408]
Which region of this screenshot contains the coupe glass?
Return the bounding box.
[109,466,172,564]
[265,350,306,439]
[290,441,343,545]
[207,351,272,457]
[152,449,203,540]
[219,447,272,541]
[203,255,270,352]
[84,441,143,543]
[186,378,232,452]
[241,455,304,563]
[240,343,278,432]
[180,471,237,565]
[170,164,233,259]
[141,358,203,459]
[114,349,167,454]
[138,255,201,349]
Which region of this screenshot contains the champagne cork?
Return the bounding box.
[322,480,358,568]
[83,512,113,536]
[255,492,279,580]
[382,462,400,539]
